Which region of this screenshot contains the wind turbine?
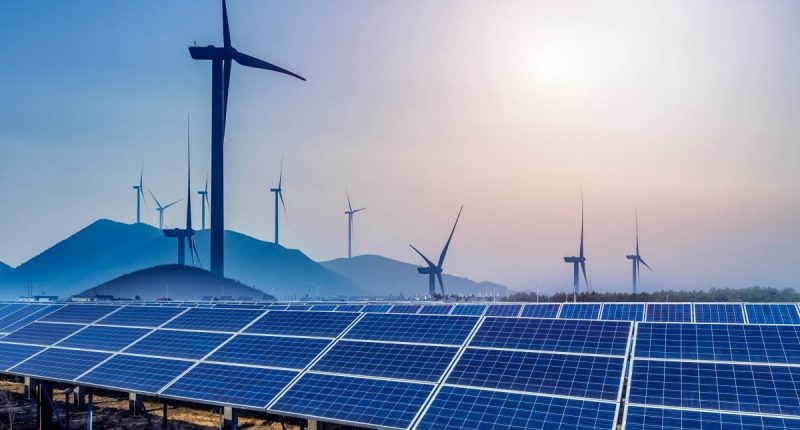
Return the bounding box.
[269,158,287,245]
[410,206,463,298]
[345,191,365,258]
[132,165,146,223]
[563,194,588,302]
[189,0,305,276]
[197,173,210,230]
[148,189,180,230]
[626,209,653,294]
[165,116,201,266]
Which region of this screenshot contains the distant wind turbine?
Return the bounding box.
[132,164,146,223]
[165,116,201,266]
[148,189,180,230]
[197,173,210,230]
[626,209,653,294]
[189,0,305,276]
[269,158,287,245]
[410,206,463,297]
[345,191,365,258]
[563,193,589,302]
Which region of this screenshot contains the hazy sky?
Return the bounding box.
[1,0,798,293]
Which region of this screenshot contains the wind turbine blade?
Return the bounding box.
[139,163,143,188]
[164,199,181,210]
[354,207,366,213]
[223,58,231,129]
[346,190,353,212]
[579,191,585,258]
[204,172,209,194]
[278,156,284,189]
[279,191,288,223]
[580,261,589,291]
[186,113,193,230]
[191,238,202,268]
[148,189,162,209]
[437,273,445,295]
[635,207,640,256]
[222,0,231,48]
[438,206,463,268]
[409,244,436,268]
[639,258,653,272]
[232,51,306,81]
[139,188,149,209]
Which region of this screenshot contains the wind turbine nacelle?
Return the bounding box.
[626,255,637,260]
[417,266,441,275]
[189,45,228,60]
[563,256,583,263]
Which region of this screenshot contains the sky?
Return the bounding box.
[1,0,798,293]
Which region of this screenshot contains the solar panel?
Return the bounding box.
[39,304,121,324]
[645,303,692,322]
[335,304,364,312]
[58,326,150,352]
[165,308,263,332]
[9,347,110,381]
[628,359,800,416]
[416,386,618,430]
[471,317,631,356]
[310,305,337,311]
[745,304,800,324]
[559,303,601,319]
[271,373,433,429]
[287,305,312,311]
[418,305,453,315]
[0,304,26,319]
[95,306,185,327]
[601,303,645,321]
[1,322,84,346]
[213,303,264,310]
[208,335,331,369]
[0,343,44,371]
[520,303,561,318]
[79,354,193,393]
[312,341,458,382]
[450,304,486,316]
[624,405,800,430]
[163,363,297,409]
[362,304,392,313]
[345,314,478,346]
[245,311,359,338]
[485,304,522,317]
[693,303,745,323]
[125,330,230,360]
[447,348,624,400]
[0,305,53,331]
[268,305,289,311]
[389,304,422,314]
[0,305,65,333]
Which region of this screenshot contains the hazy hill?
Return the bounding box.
[80,265,271,301]
[320,254,511,297]
[0,262,11,277]
[0,219,363,300]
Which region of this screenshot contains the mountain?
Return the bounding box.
[0,219,363,300]
[0,262,11,277]
[80,265,271,301]
[320,254,511,298]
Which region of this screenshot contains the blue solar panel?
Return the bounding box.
[447,348,624,400]
[313,341,458,382]
[96,306,185,327]
[450,304,486,316]
[625,406,800,430]
[520,304,561,318]
[79,354,193,393]
[485,304,522,317]
[636,323,800,364]
[58,326,149,352]
[601,303,645,321]
[645,303,693,322]
[471,317,631,356]
[125,330,230,360]
[335,304,364,312]
[416,386,618,430]
[389,304,422,314]
[418,305,453,315]
[40,304,121,324]
[209,335,330,369]
[0,343,44,371]
[629,359,800,416]
[746,304,800,324]
[0,304,26,319]
[362,304,392,313]
[165,308,263,332]
[245,311,359,338]
[694,304,745,323]
[271,373,433,429]
[214,303,263,309]
[310,305,337,311]
[0,305,54,331]
[1,322,84,346]
[268,305,289,311]
[10,347,110,381]
[163,363,297,409]
[345,314,478,345]
[560,303,601,319]
[287,305,312,311]
[0,305,64,333]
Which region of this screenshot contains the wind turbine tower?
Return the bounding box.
[626,209,653,294]
[269,159,287,245]
[189,0,305,276]
[563,194,588,302]
[197,174,209,230]
[132,166,146,223]
[410,206,463,298]
[164,117,201,266]
[345,191,366,258]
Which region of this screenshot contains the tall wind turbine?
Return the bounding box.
[563,194,588,302]
[165,117,201,266]
[269,158,287,245]
[189,0,305,276]
[410,206,463,298]
[132,165,146,223]
[345,191,365,258]
[626,209,653,294]
[148,189,180,229]
[197,173,210,230]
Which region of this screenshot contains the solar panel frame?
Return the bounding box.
[601,303,645,321]
[0,343,45,371]
[559,303,602,319]
[95,306,187,328]
[164,308,265,332]
[207,334,332,369]
[345,314,479,346]
[0,304,65,333]
[39,304,122,324]
[449,304,486,316]
[485,304,522,317]
[645,303,693,322]
[745,304,800,325]
[335,304,365,312]
[693,303,746,323]
[57,325,150,352]
[7,347,111,382]
[78,354,194,394]
[388,304,423,314]
[123,329,232,360]
[520,303,561,318]
[362,304,392,313]
[0,322,86,346]
[310,304,337,311]
[245,311,360,338]
[418,305,453,315]
[623,405,800,430]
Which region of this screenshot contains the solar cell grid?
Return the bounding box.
[312,340,458,382]
[0,343,44,371]
[418,305,452,315]
[125,330,231,360]
[287,305,312,311]
[559,303,602,319]
[40,304,120,324]
[520,303,561,318]
[95,305,185,327]
[58,326,149,352]
[693,303,745,323]
[362,304,392,313]
[449,304,486,316]
[745,304,800,325]
[0,305,65,333]
[485,304,522,317]
[601,303,645,321]
[208,335,330,369]
[416,385,618,430]
[335,304,364,312]
[0,304,27,319]
[10,347,110,381]
[624,406,800,430]
[310,305,337,311]
[245,311,359,338]
[165,308,263,332]
[645,303,693,322]
[389,305,422,314]
[345,314,478,345]
[80,354,193,393]
[0,305,53,331]
[1,322,84,346]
